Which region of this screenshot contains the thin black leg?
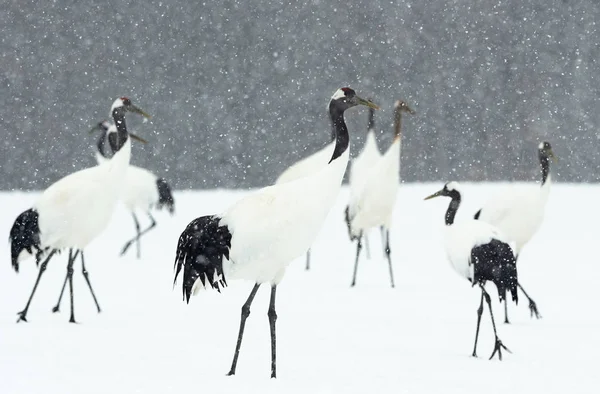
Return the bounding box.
[80,251,102,313]
[471,290,485,357]
[227,283,261,376]
[518,282,541,319]
[52,249,79,313]
[268,285,278,378]
[66,249,77,323]
[120,212,142,258]
[350,231,363,287]
[384,230,395,288]
[503,299,510,324]
[17,250,57,322]
[482,285,511,360]
[305,249,310,271]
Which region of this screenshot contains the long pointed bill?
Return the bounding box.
[129,133,148,144]
[549,150,558,163]
[89,125,103,134]
[424,190,443,201]
[127,105,151,119]
[356,96,380,110]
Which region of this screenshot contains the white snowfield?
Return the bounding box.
[0,183,598,394]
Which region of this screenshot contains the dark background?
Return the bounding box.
[1,0,597,190]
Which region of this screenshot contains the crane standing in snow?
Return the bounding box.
[425,182,518,360]
[344,105,382,258]
[348,100,414,288]
[9,97,150,323]
[474,141,556,323]
[173,88,378,378]
[91,120,175,259]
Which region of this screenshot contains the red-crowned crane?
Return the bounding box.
[173,88,378,378]
[9,97,150,323]
[425,182,518,360]
[474,142,556,323]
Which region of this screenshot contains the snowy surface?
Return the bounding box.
[1,184,598,393]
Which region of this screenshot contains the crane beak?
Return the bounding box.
[406,106,416,115]
[548,149,558,163]
[355,96,380,110]
[127,104,152,119]
[424,190,443,201]
[129,133,148,144]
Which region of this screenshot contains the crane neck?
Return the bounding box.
[445,191,461,226]
[97,130,109,158]
[393,112,402,141]
[110,109,130,153]
[367,107,375,132]
[328,104,350,164]
[539,154,551,185]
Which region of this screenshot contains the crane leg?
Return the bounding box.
[17,250,57,322]
[483,285,511,360]
[66,249,78,323]
[121,212,157,258]
[350,232,363,287]
[51,249,79,313]
[503,299,510,324]
[518,282,541,319]
[305,249,311,271]
[227,283,261,376]
[364,233,371,259]
[80,252,101,313]
[384,230,395,288]
[268,285,278,378]
[471,290,485,357]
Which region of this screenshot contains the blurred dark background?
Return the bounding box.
[1,0,597,190]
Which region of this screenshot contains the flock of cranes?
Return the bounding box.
[8,89,555,378]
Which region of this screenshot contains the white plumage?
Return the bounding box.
[348,100,414,288]
[9,97,150,323]
[474,141,555,322]
[174,87,378,378]
[347,108,381,221]
[274,117,335,271]
[275,142,335,184]
[425,181,519,360]
[92,121,175,258]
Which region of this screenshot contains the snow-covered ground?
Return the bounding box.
[1,184,598,393]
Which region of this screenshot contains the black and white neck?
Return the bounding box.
[367,107,375,133]
[328,100,351,164]
[110,102,130,153]
[538,142,553,185]
[95,121,111,159]
[444,190,461,226]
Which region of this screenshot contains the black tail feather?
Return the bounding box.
[471,239,518,304]
[474,209,481,220]
[173,215,231,303]
[9,209,41,272]
[156,178,175,214]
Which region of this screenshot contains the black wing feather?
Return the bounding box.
[9,209,42,272]
[471,239,518,303]
[173,215,231,303]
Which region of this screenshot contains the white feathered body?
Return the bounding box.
[222,150,349,284]
[96,153,160,212]
[276,142,335,184]
[348,130,381,218]
[350,138,400,235]
[476,177,551,254]
[443,220,512,282]
[35,139,131,250]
